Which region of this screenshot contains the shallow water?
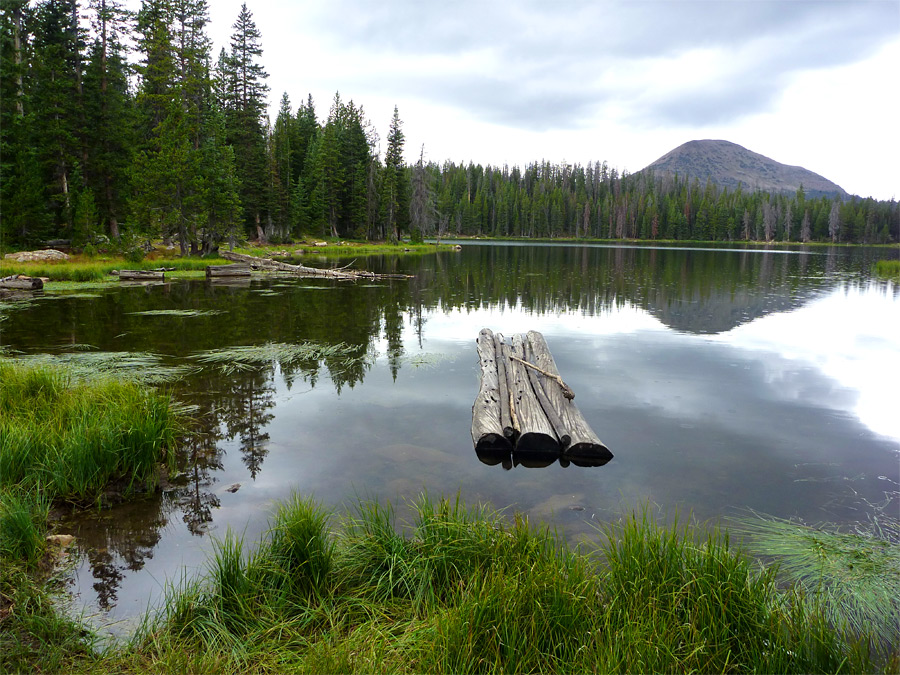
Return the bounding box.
[2,242,898,635]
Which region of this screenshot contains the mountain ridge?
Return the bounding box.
[642,139,848,199]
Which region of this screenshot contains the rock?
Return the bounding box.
[46,534,76,548]
[225,483,241,493]
[4,249,70,263]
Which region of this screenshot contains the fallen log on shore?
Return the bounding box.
[116,269,165,281]
[471,328,612,467]
[206,264,251,278]
[0,274,43,290]
[220,250,413,281]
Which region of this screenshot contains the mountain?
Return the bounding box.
[643,139,848,199]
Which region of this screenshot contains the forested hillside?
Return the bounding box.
[2,0,897,252]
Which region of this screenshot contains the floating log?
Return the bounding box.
[206,264,251,278]
[471,328,513,453]
[117,269,164,281]
[493,332,516,441]
[507,334,558,453]
[471,328,613,467]
[220,250,412,281]
[0,274,43,290]
[526,331,612,463]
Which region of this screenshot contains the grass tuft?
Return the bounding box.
[732,512,900,651]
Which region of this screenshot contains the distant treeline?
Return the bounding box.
[2,1,897,253]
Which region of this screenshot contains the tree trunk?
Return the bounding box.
[507,334,558,453]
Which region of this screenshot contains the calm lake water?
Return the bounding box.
[2,242,899,634]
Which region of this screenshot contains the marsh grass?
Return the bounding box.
[0,361,182,502]
[190,341,364,375]
[120,496,884,674]
[127,309,225,317]
[3,350,195,385]
[874,259,900,279]
[0,255,228,282]
[732,512,900,651]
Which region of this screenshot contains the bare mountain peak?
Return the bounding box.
[644,139,848,199]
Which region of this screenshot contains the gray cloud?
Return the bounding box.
[306,0,899,130]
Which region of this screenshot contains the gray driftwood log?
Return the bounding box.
[471,328,513,453]
[507,334,558,453]
[220,250,412,281]
[117,269,164,281]
[526,331,612,463]
[206,264,251,278]
[471,328,613,466]
[0,275,43,290]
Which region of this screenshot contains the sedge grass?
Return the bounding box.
[0,256,229,282]
[121,495,886,674]
[190,341,365,375]
[732,512,900,651]
[2,350,195,385]
[0,361,182,502]
[874,259,900,279]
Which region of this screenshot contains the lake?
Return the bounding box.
[1,242,898,634]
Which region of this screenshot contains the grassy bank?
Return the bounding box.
[235,239,457,258]
[0,361,183,672]
[0,254,228,283]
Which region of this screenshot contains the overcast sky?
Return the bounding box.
[200,0,899,200]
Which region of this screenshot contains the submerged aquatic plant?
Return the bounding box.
[2,350,195,384]
[190,341,364,375]
[732,512,900,649]
[127,309,225,317]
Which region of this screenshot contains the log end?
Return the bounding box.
[515,431,561,455]
[564,441,614,464]
[474,433,513,454]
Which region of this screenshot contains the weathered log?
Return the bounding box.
[117,269,164,281]
[493,332,516,441]
[526,331,613,463]
[206,264,251,278]
[220,250,412,281]
[509,355,575,399]
[523,340,571,449]
[507,334,559,453]
[0,274,43,290]
[471,328,513,453]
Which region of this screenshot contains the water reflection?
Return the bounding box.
[1,243,897,629]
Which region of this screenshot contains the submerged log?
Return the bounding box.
[220,250,412,281]
[527,331,612,463]
[471,328,513,453]
[117,269,164,281]
[507,334,558,453]
[206,264,251,278]
[0,274,43,290]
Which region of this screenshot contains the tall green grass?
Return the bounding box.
[0,361,182,502]
[126,496,884,674]
[874,259,900,279]
[0,256,228,282]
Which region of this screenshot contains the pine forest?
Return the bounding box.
[2,0,898,254]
